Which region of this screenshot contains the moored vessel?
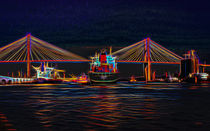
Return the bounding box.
[88,48,119,83]
[32,63,65,83]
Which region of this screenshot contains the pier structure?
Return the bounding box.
[0,75,34,84]
[181,50,200,78]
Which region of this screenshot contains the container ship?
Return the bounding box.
[88,48,119,83]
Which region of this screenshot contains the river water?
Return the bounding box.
[0,82,210,131]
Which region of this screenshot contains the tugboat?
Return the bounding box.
[32,62,65,83]
[76,73,89,84]
[129,75,137,83]
[88,48,119,83]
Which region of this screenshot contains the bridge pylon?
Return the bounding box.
[144,37,151,81]
[27,33,31,78]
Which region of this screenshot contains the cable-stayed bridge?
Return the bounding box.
[112,37,183,81]
[0,34,209,80]
[113,38,182,64]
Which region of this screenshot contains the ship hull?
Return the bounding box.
[88,72,119,83]
[34,78,63,84]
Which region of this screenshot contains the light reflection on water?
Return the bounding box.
[0,83,210,130]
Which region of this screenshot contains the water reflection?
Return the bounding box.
[78,86,121,130]
[0,83,210,130]
[0,111,16,131]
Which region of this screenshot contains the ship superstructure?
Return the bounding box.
[32,63,65,83]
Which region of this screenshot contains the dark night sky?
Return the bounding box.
[0,0,210,59]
